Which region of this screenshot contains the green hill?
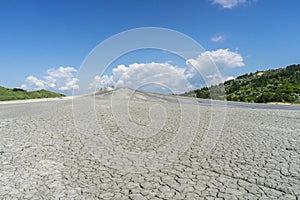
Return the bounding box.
[182,64,300,104]
[0,86,65,101]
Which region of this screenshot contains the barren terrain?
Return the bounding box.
[0,88,299,199]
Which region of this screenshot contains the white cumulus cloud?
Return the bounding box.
[21,76,45,90]
[187,49,244,69]
[186,49,244,85]
[44,67,79,91]
[212,0,248,8]
[21,66,79,92]
[89,49,244,93]
[89,75,114,89]
[112,62,192,94]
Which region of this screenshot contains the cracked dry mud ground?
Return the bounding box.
[0,89,300,199]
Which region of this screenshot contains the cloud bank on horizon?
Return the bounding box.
[89,49,244,94]
[21,66,79,92]
[21,49,244,94]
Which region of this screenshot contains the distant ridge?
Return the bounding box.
[182,64,300,104]
[0,86,65,101]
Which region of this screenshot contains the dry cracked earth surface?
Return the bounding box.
[0,88,300,199]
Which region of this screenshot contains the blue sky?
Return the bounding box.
[1,0,300,94]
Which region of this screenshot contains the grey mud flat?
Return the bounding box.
[0,88,300,199]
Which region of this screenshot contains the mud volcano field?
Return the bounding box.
[0,88,300,199]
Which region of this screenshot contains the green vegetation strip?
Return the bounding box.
[0,87,65,101]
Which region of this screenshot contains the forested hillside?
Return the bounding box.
[182,64,300,103]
